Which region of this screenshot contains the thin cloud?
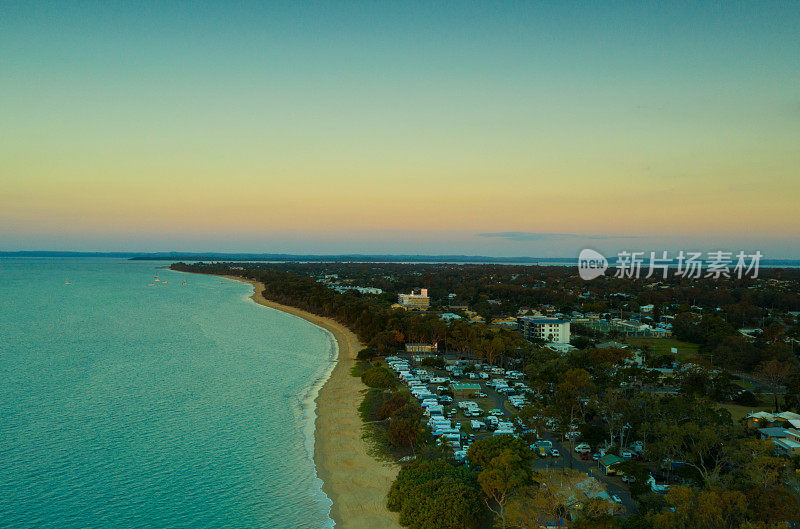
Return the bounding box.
[476,232,642,242]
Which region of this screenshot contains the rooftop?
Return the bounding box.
[519,317,570,325]
[451,382,481,391]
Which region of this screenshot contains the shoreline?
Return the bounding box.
[219,275,401,529]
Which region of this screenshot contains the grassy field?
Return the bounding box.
[719,397,774,421]
[625,337,701,362]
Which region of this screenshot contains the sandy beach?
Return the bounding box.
[227,276,401,529]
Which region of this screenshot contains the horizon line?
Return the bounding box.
[3,251,800,264]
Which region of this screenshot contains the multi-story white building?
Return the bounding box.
[518,316,571,344]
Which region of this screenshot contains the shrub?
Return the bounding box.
[357,347,378,360]
[359,389,389,422]
[361,366,397,389]
[388,459,484,529]
[466,434,533,469]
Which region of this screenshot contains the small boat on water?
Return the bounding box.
[148,283,155,286]
[181,282,187,285]
[64,282,72,285]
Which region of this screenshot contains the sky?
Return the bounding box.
[1,2,798,258]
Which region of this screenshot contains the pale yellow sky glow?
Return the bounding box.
[1,3,798,256]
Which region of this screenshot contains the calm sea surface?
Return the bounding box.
[0,258,335,529]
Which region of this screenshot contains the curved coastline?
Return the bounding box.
[222,275,402,529]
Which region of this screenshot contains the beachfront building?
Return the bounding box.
[518,316,571,344]
[398,288,430,311]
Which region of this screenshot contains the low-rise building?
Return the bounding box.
[491,317,518,326]
[774,429,800,457]
[598,454,624,475]
[545,343,578,355]
[743,411,776,429]
[452,382,482,397]
[405,343,437,354]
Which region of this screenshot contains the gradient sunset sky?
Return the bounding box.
[2,2,798,257]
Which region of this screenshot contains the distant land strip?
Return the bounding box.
[2,251,800,267]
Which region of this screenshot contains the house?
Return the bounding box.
[598,454,624,475]
[773,429,800,457]
[597,341,628,349]
[783,418,800,430]
[739,328,762,340]
[758,427,790,440]
[774,411,800,425]
[743,411,775,429]
[641,304,655,313]
[405,343,437,354]
[545,343,578,355]
[464,310,484,323]
[440,313,462,322]
[491,317,518,326]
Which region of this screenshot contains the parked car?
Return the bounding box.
[611,495,622,504]
[488,409,504,416]
[592,453,600,461]
[439,396,453,403]
[621,450,633,459]
[574,443,591,453]
[472,392,488,398]
[550,449,560,457]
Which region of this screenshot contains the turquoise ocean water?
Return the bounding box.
[0,258,336,528]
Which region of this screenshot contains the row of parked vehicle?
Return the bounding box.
[387,357,476,454]
[573,440,645,461]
